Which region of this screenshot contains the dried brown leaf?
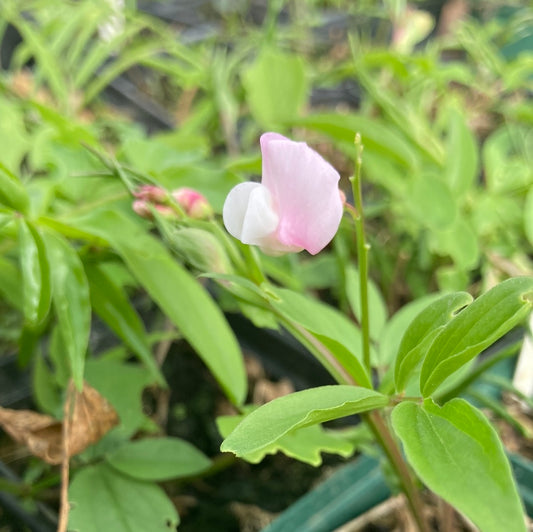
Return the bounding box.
[0,382,119,464]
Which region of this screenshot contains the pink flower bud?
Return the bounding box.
[132,199,152,219]
[132,201,175,220]
[154,205,176,219]
[223,133,343,255]
[172,188,213,219]
[134,185,167,203]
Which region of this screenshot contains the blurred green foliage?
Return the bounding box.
[0,0,531,530]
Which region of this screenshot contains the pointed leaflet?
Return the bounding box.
[391,398,526,532]
[444,107,478,196]
[293,113,419,169]
[394,292,473,393]
[67,209,246,405]
[420,277,533,397]
[0,163,29,213]
[525,185,533,247]
[85,359,154,439]
[243,47,308,127]
[407,174,457,231]
[218,411,355,466]
[85,264,165,387]
[378,293,444,367]
[18,219,52,327]
[105,437,211,481]
[221,385,388,458]
[44,232,91,389]
[0,256,22,310]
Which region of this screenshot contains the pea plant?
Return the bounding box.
[216,133,532,532]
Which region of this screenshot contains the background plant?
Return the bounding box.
[0,0,531,530]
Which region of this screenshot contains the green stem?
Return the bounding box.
[349,134,371,376]
[347,134,429,532]
[207,219,248,276]
[240,244,267,285]
[364,411,430,532]
[280,316,357,386]
[282,319,429,531]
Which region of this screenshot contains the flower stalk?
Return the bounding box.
[349,133,371,374]
[347,133,429,532]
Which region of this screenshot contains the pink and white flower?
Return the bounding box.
[223,133,343,255]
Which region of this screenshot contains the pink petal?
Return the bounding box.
[260,133,343,255]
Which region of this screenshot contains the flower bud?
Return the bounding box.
[154,205,177,219]
[172,188,213,220]
[132,199,151,219]
[134,185,167,203]
[168,227,232,274]
[132,200,175,220]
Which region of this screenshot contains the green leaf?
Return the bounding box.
[0,255,22,310]
[69,463,179,532]
[217,412,355,466]
[106,437,211,481]
[18,326,40,368]
[420,277,533,397]
[85,359,155,438]
[294,113,419,169]
[0,98,29,175]
[44,232,90,389]
[84,40,167,104]
[444,107,478,195]
[18,219,51,327]
[120,137,196,174]
[33,353,61,416]
[67,209,246,404]
[483,125,533,194]
[48,324,71,387]
[430,218,480,270]
[435,265,469,292]
[298,254,339,290]
[243,47,308,127]
[221,385,388,458]
[391,398,526,532]
[394,292,473,393]
[378,293,443,367]
[0,163,29,212]
[345,265,387,341]
[525,185,533,247]
[407,174,457,230]
[267,287,371,388]
[9,13,70,106]
[353,60,444,165]
[85,264,165,387]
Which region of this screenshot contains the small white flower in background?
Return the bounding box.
[513,314,533,404]
[98,0,125,43]
[223,133,343,256]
